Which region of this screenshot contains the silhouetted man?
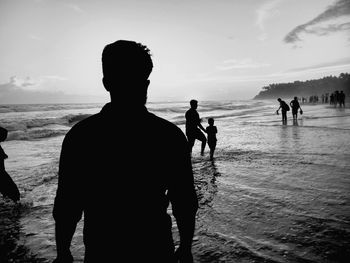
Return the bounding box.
[53,40,198,263]
[276,98,289,124]
[290,97,302,120]
[185,100,207,155]
[339,91,345,107]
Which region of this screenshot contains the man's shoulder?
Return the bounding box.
[64,112,102,140]
[148,112,184,136]
[185,108,197,117]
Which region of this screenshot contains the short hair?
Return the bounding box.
[102,40,153,81]
[190,100,198,107]
[208,118,214,125]
[277,98,281,101]
[0,127,8,142]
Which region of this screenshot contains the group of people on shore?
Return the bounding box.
[329,91,346,107]
[277,91,347,124]
[300,90,346,107]
[276,97,303,124]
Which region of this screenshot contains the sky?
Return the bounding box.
[0,0,349,103]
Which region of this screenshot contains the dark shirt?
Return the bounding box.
[280,101,288,112]
[290,100,300,111]
[0,145,7,160]
[340,92,345,101]
[53,103,198,262]
[185,108,200,133]
[0,145,8,170]
[205,126,217,144]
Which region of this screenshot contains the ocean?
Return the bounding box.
[0,100,349,262]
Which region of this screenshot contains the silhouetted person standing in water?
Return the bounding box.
[205,118,217,161]
[339,91,345,107]
[276,98,289,124]
[290,97,302,120]
[335,90,340,107]
[0,127,20,203]
[53,40,198,263]
[185,100,207,155]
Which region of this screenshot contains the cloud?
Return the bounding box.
[63,3,86,14]
[304,22,350,36]
[0,76,62,103]
[29,34,43,41]
[256,0,283,40]
[6,76,67,90]
[217,59,270,70]
[286,57,350,73]
[284,0,350,44]
[9,76,39,88]
[0,76,105,104]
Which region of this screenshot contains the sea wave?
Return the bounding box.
[0,103,102,113]
[7,129,68,141]
[3,113,92,141]
[1,100,273,141]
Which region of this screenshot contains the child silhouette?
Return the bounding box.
[205,118,217,160]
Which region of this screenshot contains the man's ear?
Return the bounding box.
[102,77,110,92]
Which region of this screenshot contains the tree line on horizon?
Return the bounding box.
[254,73,350,100]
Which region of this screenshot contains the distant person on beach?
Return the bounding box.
[335,91,340,107]
[205,118,217,161]
[53,40,198,263]
[339,91,345,107]
[276,98,289,124]
[0,127,20,203]
[330,93,335,105]
[185,99,207,155]
[290,97,302,120]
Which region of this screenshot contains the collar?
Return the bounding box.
[100,102,149,117]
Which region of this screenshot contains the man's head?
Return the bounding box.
[102,40,153,105]
[190,100,198,109]
[277,98,281,102]
[294,97,297,100]
[208,118,214,126]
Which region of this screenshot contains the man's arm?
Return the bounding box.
[53,133,83,262]
[168,131,198,262]
[53,223,76,263]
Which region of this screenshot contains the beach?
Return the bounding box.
[1,100,350,262]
